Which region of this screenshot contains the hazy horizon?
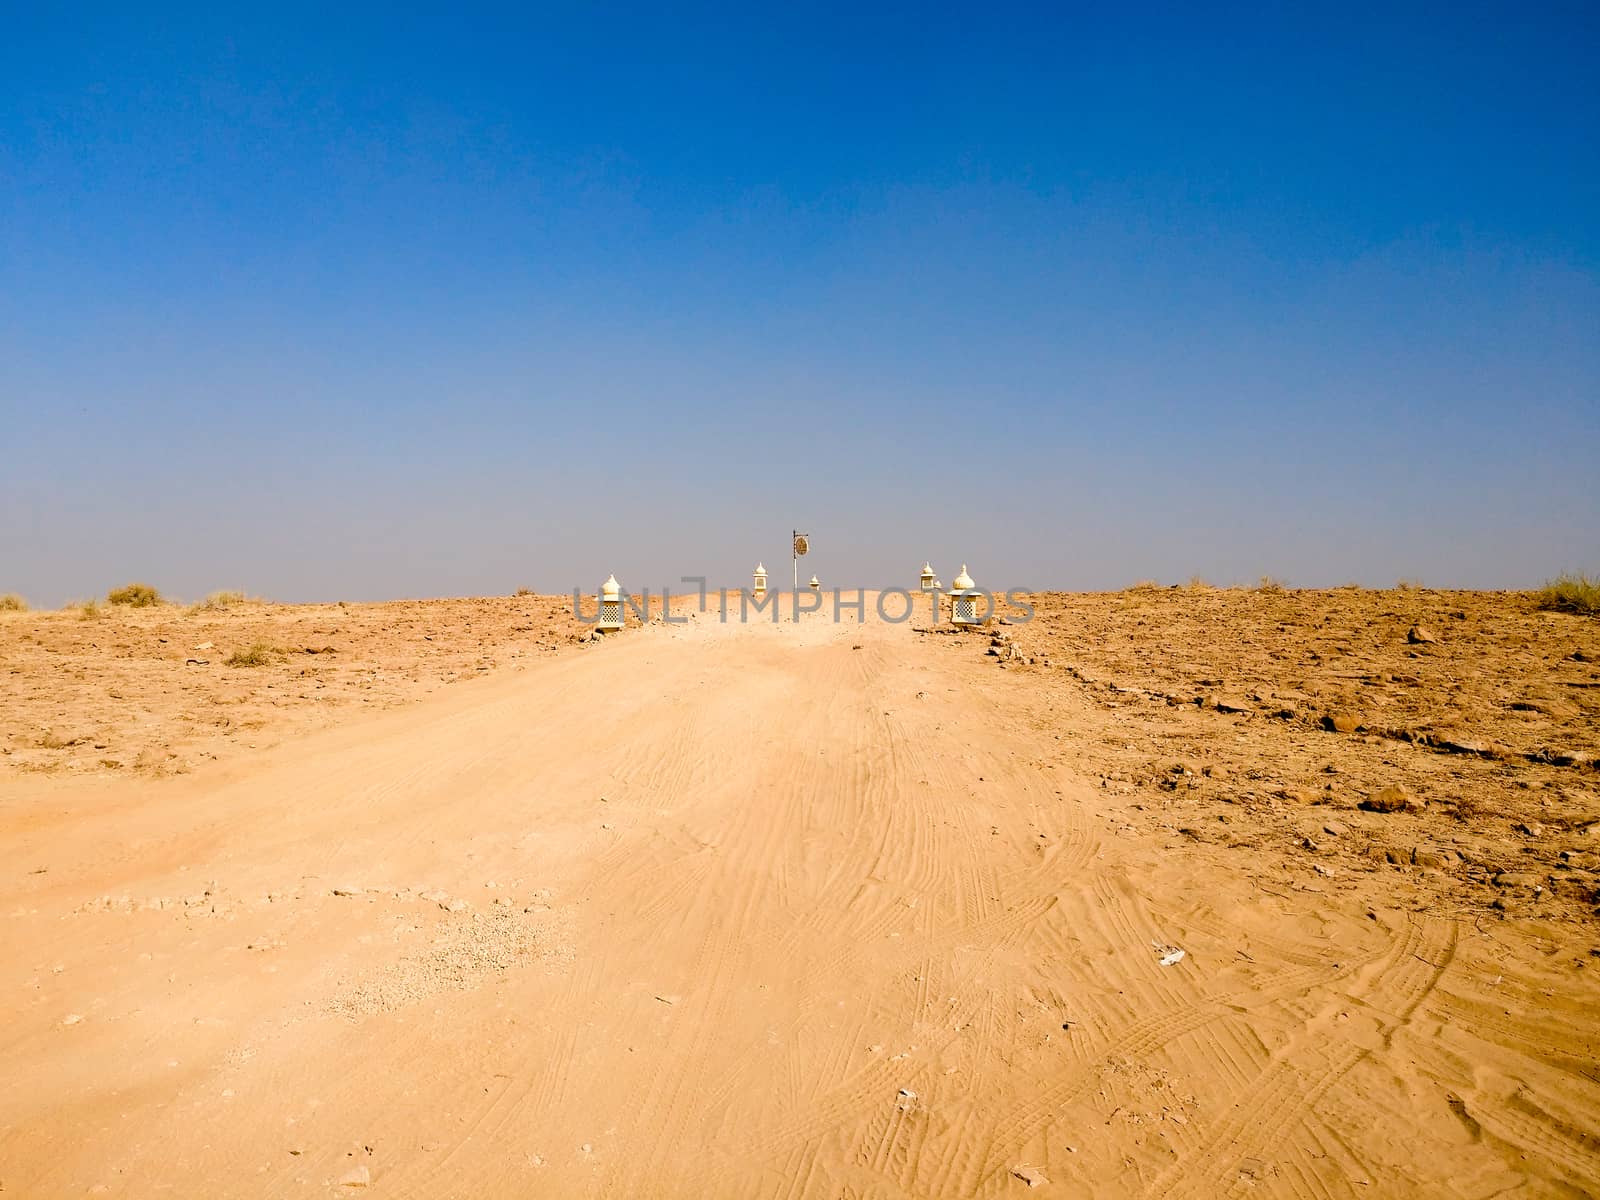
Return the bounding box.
[4,6,1596,608]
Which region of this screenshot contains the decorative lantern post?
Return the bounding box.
[753,562,767,599]
[920,562,937,592]
[808,575,820,590]
[949,564,980,628]
[598,574,624,632]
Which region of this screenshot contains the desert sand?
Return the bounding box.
[2,588,1597,1197]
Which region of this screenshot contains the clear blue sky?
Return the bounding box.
[3,3,1596,604]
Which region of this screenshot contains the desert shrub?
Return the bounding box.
[515,587,534,597]
[1395,578,1424,591]
[0,593,26,612]
[107,583,162,607]
[1186,575,1212,590]
[1126,579,1161,592]
[1257,575,1287,593]
[226,642,282,667]
[76,599,104,620]
[191,590,248,613]
[1536,572,1600,616]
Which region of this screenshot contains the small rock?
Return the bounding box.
[62,1013,84,1026]
[1493,872,1544,890]
[1012,1165,1048,1188]
[1215,697,1252,715]
[1407,625,1437,645]
[331,886,363,897]
[1360,785,1410,814]
[337,1163,371,1188]
[1322,712,1363,734]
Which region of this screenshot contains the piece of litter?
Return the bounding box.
[1153,941,1186,966]
[1012,1164,1048,1187]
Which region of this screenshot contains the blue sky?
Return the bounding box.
[3,3,1596,603]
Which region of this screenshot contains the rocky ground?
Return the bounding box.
[943,585,1600,926]
[0,595,592,777]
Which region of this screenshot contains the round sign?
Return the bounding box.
[793,534,809,556]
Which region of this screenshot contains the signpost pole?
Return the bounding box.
[793,529,799,594]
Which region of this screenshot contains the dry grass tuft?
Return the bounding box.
[1256,575,1287,593]
[225,642,283,668]
[1536,572,1600,616]
[0,593,27,612]
[107,583,162,608]
[190,590,250,613]
[75,599,105,620]
[1395,578,1425,592]
[1126,579,1161,592]
[1186,575,1212,591]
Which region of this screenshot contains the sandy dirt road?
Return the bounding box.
[3,599,1597,1197]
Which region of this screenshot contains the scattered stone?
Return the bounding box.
[1360,785,1410,814]
[61,1013,84,1026]
[1493,872,1544,891]
[337,1163,371,1188]
[1322,712,1362,734]
[331,886,363,897]
[1514,822,1544,838]
[1012,1165,1048,1188]
[896,1088,917,1110]
[1214,696,1252,714]
[1407,625,1437,645]
[1412,847,1457,870]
